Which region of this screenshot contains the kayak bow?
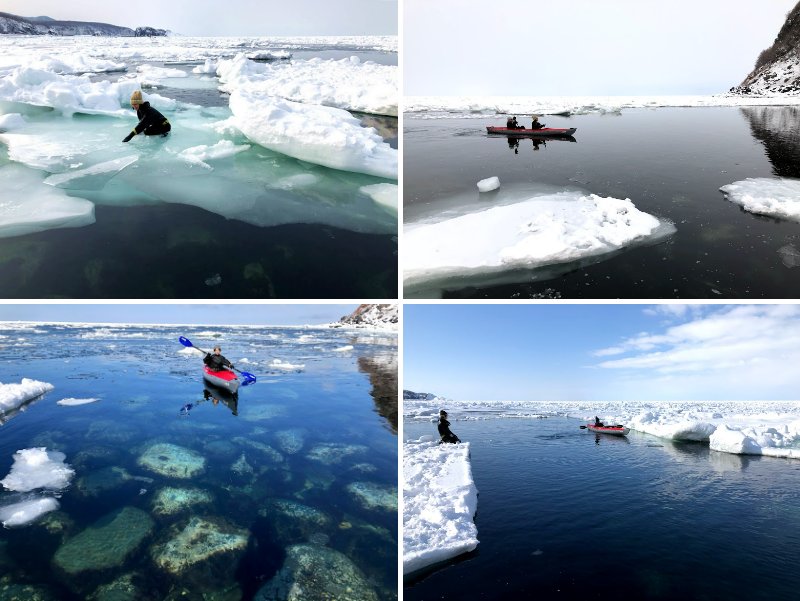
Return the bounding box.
[202,365,240,395]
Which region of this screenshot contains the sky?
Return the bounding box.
[404,304,800,402]
[0,304,354,326]
[405,0,798,96]
[2,0,397,36]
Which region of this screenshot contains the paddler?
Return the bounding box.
[123,90,171,142]
[437,409,461,444]
[204,346,234,372]
[531,115,545,130]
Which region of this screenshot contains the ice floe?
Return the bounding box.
[227,88,397,179]
[405,94,800,118]
[403,438,478,575]
[360,183,398,212]
[0,378,54,417]
[56,397,100,406]
[477,176,500,192]
[405,190,674,291]
[0,447,75,492]
[0,497,60,527]
[720,177,800,222]
[177,140,251,170]
[268,359,305,372]
[0,112,25,131]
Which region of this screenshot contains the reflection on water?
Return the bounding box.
[740,106,800,177]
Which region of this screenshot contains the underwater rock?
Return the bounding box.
[274,429,306,454]
[259,499,332,545]
[77,466,153,497]
[306,443,368,465]
[0,576,58,601]
[203,439,239,458]
[152,487,213,516]
[254,543,379,601]
[350,463,379,474]
[137,443,205,479]
[87,573,140,601]
[240,404,288,422]
[86,421,138,444]
[346,481,398,512]
[232,437,284,463]
[53,507,154,575]
[150,516,248,575]
[294,470,336,499]
[231,452,254,476]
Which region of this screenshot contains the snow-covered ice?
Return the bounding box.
[477,177,500,192]
[403,438,478,575]
[0,497,60,528]
[720,178,800,222]
[57,397,100,406]
[0,378,54,417]
[404,190,673,290]
[360,183,398,212]
[0,447,75,492]
[177,140,251,170]
[405,399,800,460]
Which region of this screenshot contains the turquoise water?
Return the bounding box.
[405,417,800,601]
[0,323,397,600]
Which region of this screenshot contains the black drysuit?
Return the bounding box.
[438,417,460,444]
[204,352,233,372]
[123,102,170,141]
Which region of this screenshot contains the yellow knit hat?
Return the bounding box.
[130,90,143,105]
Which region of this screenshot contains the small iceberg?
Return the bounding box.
[720,177,800,222]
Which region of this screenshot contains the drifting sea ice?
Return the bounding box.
[0,497,60,527]
[1,447,75,492]
[720,177,800,222]
[0,378,55,416]
[477,176,500,192]
[403,438,478,575]
[404,190,673,290]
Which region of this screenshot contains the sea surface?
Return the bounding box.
[404,417,800,601]
[404,106,800,298]
[0,40,398,299]
[0,323,397,600]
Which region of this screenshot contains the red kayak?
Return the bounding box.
[587,424,630,436]
[487,126,577,137]
[202,365,239,394]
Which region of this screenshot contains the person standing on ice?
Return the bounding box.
[122,90,171,142]
[437,409,461,444]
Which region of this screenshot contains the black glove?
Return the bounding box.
[122,132,134,143]
[230,364,235,370]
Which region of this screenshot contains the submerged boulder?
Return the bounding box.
[254,544,378,601]
[53,507,154,575]
[346,481,398,512]
[151,486,213,516]
[137,443,205,479]
[274,429,306,454]
[151,516,248,575]
[306,443,368,465]
[259,499,332,545]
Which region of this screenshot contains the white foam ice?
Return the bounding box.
[177,140,251,170]
[405,94,800,118]
[217,53,397,116]
[0,448,75,492]
[178,347,204,357]
[403,438,478,575]
[0,378,54,415]
[56,397,100,406]
[720,178,800,222]
[404,190,673,290]
[477,177,500,192]
[0,113,26,131]
[268,358,305,371]
[360,183,397,212]
[0,497,60,527]
[227,88,397,179]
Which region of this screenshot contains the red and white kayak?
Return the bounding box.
[202,365,239,394]
[486,126,577,136]
[587,424,630,436]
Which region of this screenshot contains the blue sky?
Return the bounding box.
[3,0,397,36]
[0,304,353,326]
[405,304,800,401]
[405,0,796,95]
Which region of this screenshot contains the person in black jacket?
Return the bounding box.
[437,409,461,444]
[123,90,171,142]
[531,115,546,130]
[204,346,234,372]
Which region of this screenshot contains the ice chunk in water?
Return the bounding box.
[0,497,60,527]
[228,88,397,179]
[720,177,800,222]
[44,155,138,189]
[477,177,500,192]
[0,163,95,238]
[0,113,26,131]
[0,378,54,414]
[1,448,75,492]
[177,140,250,170]
[360,183,397,212]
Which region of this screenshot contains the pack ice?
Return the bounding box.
[720,178,800,222]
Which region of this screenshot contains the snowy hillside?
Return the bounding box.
[733,2,800,95]
[0,12,165,36]
[337,304,398,330]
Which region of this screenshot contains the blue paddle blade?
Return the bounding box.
[240,372,257,386]
[178,336,193,347]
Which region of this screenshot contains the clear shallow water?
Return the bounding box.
[404,106,800,298]
[0,47,398,299]
[405,417,800,601]
[0,324,397,600]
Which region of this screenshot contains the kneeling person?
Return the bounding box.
[123,90,171,142]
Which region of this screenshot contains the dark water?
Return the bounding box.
[404,417,800,601]
[0,324,397,600]
[404,106,800,298]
